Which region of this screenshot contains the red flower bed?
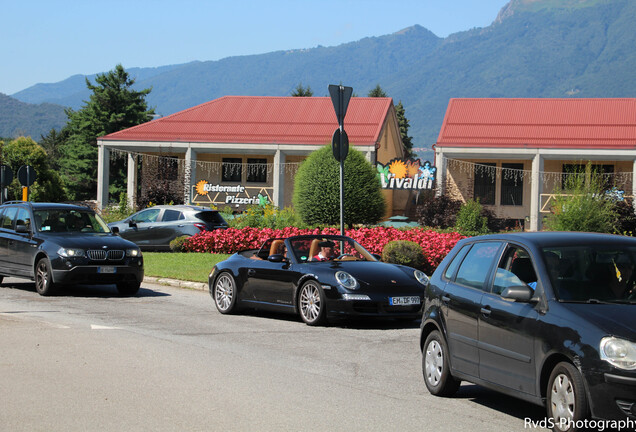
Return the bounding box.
[185,227,466,271]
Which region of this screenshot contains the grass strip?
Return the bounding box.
[143,252,231,283]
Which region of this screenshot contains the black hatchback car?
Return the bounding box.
[421,232,636,431]
[108,204,228,251]
[0,201,144,296]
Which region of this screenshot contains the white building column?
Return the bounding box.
[530,153,544,231]
[435,149,446,197]
[185,147,197,205]
[126,152,137,209]
[632,160,636,213]
[273,149,286,207]
[96,143,110,210]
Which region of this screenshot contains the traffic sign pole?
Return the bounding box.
[329,84,353,236]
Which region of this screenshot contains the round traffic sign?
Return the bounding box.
[17,165,37,187]
[0,165,13,187]
[331,128,349,162]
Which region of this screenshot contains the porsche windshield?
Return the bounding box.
[288,236,377,263]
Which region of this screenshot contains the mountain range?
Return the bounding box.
[3,0,636,160]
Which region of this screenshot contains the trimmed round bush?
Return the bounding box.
[292,145,385,226]
[169,235,191,252]
[381,240,426,270]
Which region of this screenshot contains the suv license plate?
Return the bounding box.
[389,296,420,306]
[99,266,116,274]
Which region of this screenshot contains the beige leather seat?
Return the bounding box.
[308,239,321,261]
[270,239,285,256]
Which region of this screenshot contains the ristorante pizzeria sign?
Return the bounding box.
[376,158,436,190]
[193,180,271,206]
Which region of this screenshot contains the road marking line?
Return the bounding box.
[91,324,122,330]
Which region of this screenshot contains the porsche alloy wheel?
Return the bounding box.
[214,272,238,314]
[298,281,326,326]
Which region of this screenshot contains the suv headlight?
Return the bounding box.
[414,270,430,286]
[600,337,636,370]
[335,271,358,290]
[126,248,142,257]
[58,247,85,258]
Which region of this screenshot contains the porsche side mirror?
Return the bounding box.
[268,254,285,263]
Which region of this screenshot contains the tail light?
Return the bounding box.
[193,223,207,232]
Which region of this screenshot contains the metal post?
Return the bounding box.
[339,88,345,236]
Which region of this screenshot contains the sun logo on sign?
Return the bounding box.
[195,180,209,196]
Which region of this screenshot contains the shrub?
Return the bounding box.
[416,192,462,228]
[292,146,385,226]
[99,193,136,223]
[229,204,306,229]
[382,240,426,270]
[454,199,490,235]
[170,235,191,252]
[544,167,617,233]
[614,199,636,235]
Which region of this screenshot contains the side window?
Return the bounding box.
[162,210,183,222]
[131,208,161,223]
[15,208,31,231]
[455,241,502,290]
[1,207,18,230]
[493,246,537,294]
[443,245,471,281]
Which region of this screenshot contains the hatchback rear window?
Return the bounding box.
[195,211,226,224]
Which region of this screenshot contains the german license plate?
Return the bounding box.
[389,296,420,306]
[98,266,116,274]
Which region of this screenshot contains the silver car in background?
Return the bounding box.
[108,205,228,251]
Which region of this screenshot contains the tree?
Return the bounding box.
[60,64,154,200]
[39,128,68,171]
[367,84,387,98]
[293,146,385,226]
[1,136,67,202]
[395,101,414,158]
[291,83,313,97]
[367,85,414,158]
[544,165,618,233]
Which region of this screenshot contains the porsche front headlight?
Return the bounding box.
[414,270,430,286]
[335,271,359,290]
[600,337,636,370]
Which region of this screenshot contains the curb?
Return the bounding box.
[143,276,207,292]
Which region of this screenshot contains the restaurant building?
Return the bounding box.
[97,96,408,215]
[434,98,636,231]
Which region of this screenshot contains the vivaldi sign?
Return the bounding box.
[376,159,436,190]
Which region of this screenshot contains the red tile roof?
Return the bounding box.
[100,96,393,146]
[436,98,636,149]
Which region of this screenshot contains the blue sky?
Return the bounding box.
[1,0,510,95]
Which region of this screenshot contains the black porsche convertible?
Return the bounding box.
[208,235,429,325]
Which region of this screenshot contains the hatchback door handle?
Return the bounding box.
[480,306,492,317]
[247,269,256,276]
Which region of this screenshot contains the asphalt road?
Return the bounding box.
[0,277,547,432]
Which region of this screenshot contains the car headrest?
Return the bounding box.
[308,239,321,261]
[269,240,285,257]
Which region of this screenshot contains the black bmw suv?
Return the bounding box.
[0,201,144,296]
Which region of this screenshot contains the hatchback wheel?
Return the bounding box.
[422,330,460,396]
[35,258,56,296]
[298,281,327,326]
[213,272,238,314]
[547,362,589,432]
